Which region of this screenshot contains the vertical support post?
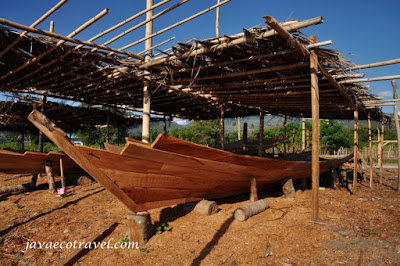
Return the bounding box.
[353,104,359,193]
[45,160,56,193]
[220,105,225,150]
[106,114,110,144]
[302,117,306,151]
[215,0,221,37]
[306,129,310,151]
[237,117,241,141]
[38,94,46,152]
[392,80,400,191]
[60,157,66,189]
[283,116,287,155]
[243,122,248,150]
[380,119,385,184]
[250,177,258,202]
[258,111,264,157]
[142,0,153,144]
[163,116,167,134]
[310,35,320,221]
[377,128,381,176]
[20,131,25,152]
[292,128,295,153]
[368,111,373,188]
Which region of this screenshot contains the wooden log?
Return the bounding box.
[220,105,225,150]
[339,75,400,84]
[380,119,385,184]
[243,122,248,150]
[310,35,320,221]
[62,221,119,266]
[60,157,66,189]
[38,95,46,152]
[392,80,400,191]
[215,0,221,37]
[258,111,264,157]
[127,212,154,245]
[281,178,296,198]
[368,111,373,188]
[45,160,57,193]
[0,183,32,195]
[77,175,93,186]
[194,199,218,215]
[250,177,258,202]
[237,117,241,141]
[234,199,270,222]
[353,105,359,193]
[344,58,400,71]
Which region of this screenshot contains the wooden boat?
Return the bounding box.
[28,110,352,212]
[0,149,83,174]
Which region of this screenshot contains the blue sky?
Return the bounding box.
[1,0,399,113]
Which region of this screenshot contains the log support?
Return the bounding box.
[127,211,154,245]
[38,94,46,152]
[45,160,57,193]
[310,35,320,221]
[258,111,264,157]
[250,177,258,202]
[302,117,306,151]
[292,128,295,153]
[60,157,66,189]
[353,104,358,193]
[283,116,287,155]
[392,80,400,191]
[306,129,310,151]
[194,200,218,215]
[380,119,385,183]
[220,105,225,150]
[281,178,296,198]
[234,199,270,221]
[243,122,248,150]
[237,117,241,140]
[368,111,373,188]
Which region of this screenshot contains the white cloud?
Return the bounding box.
[377,91,392,99]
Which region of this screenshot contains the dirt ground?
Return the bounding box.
[0,169,399,266]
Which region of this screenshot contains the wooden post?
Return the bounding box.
[237,117,241,141]
[282,178,296,198]
[302,117,306,151]
[60,157,66,189]
[353,104,359,193]
[306,129,310,151]
[310,35,320,221]
[20,131,25,152]
[250,177,258,202]
[220,105,225,150]
[243,122,248,150]
[283,116,287,155]
[215,0,220,37]
[163,116,167,134]
[38,94,46,152]
[45,160,57,193]
[392,80,400,191]
[292,128,295,153]
[105,114,110,144]
[258,111,264,157]
[380,119,385,184]
[368,111,373,188]
[377,128,381,176]
[142,0,153,144]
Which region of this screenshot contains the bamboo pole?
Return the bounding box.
[332,73,365,79]
[141,16,323,68]
[306,129,310,151]
[0,9,110,82]
[377,128,381,178]
[0,0,68,59]
[220,105,225,150]
[258,111,264,157]
[380,119,385,183]
[60,157,66,189]
[392,80,400,191]
[310,35,320,221]
[302,117,306,151]
[353,104,359,193]
[38,94,47,152]
[283,116,287,155]
[292,128,295,153]
[340,75,400,84]
[0,18,141,59]
[344,58,400,71]
[142,0,153,144]
[237,117,241,141]
[138,37,175,55]
[121,0,231,51]
[368,111,373,188]
[216,0,221,37]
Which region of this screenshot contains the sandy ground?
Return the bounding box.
[0,170,399,266]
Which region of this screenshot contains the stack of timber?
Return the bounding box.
[28,110,352,212]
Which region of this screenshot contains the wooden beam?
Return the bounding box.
[310,35,320,221]
[215,0,221,37]
[340,75,400,84]
[368,111,373,188]
[344,58,400,71]
[353,104,358,193]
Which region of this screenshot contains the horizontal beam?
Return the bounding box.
[340,75,400,84]
[344,58,400,71]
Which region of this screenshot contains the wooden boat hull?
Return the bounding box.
[0,149,84,174]
[28,110,352,212]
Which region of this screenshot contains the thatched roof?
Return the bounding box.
[0,16,386,122]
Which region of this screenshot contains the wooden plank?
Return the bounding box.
[104,143,124,154]
[28,110,138,212]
